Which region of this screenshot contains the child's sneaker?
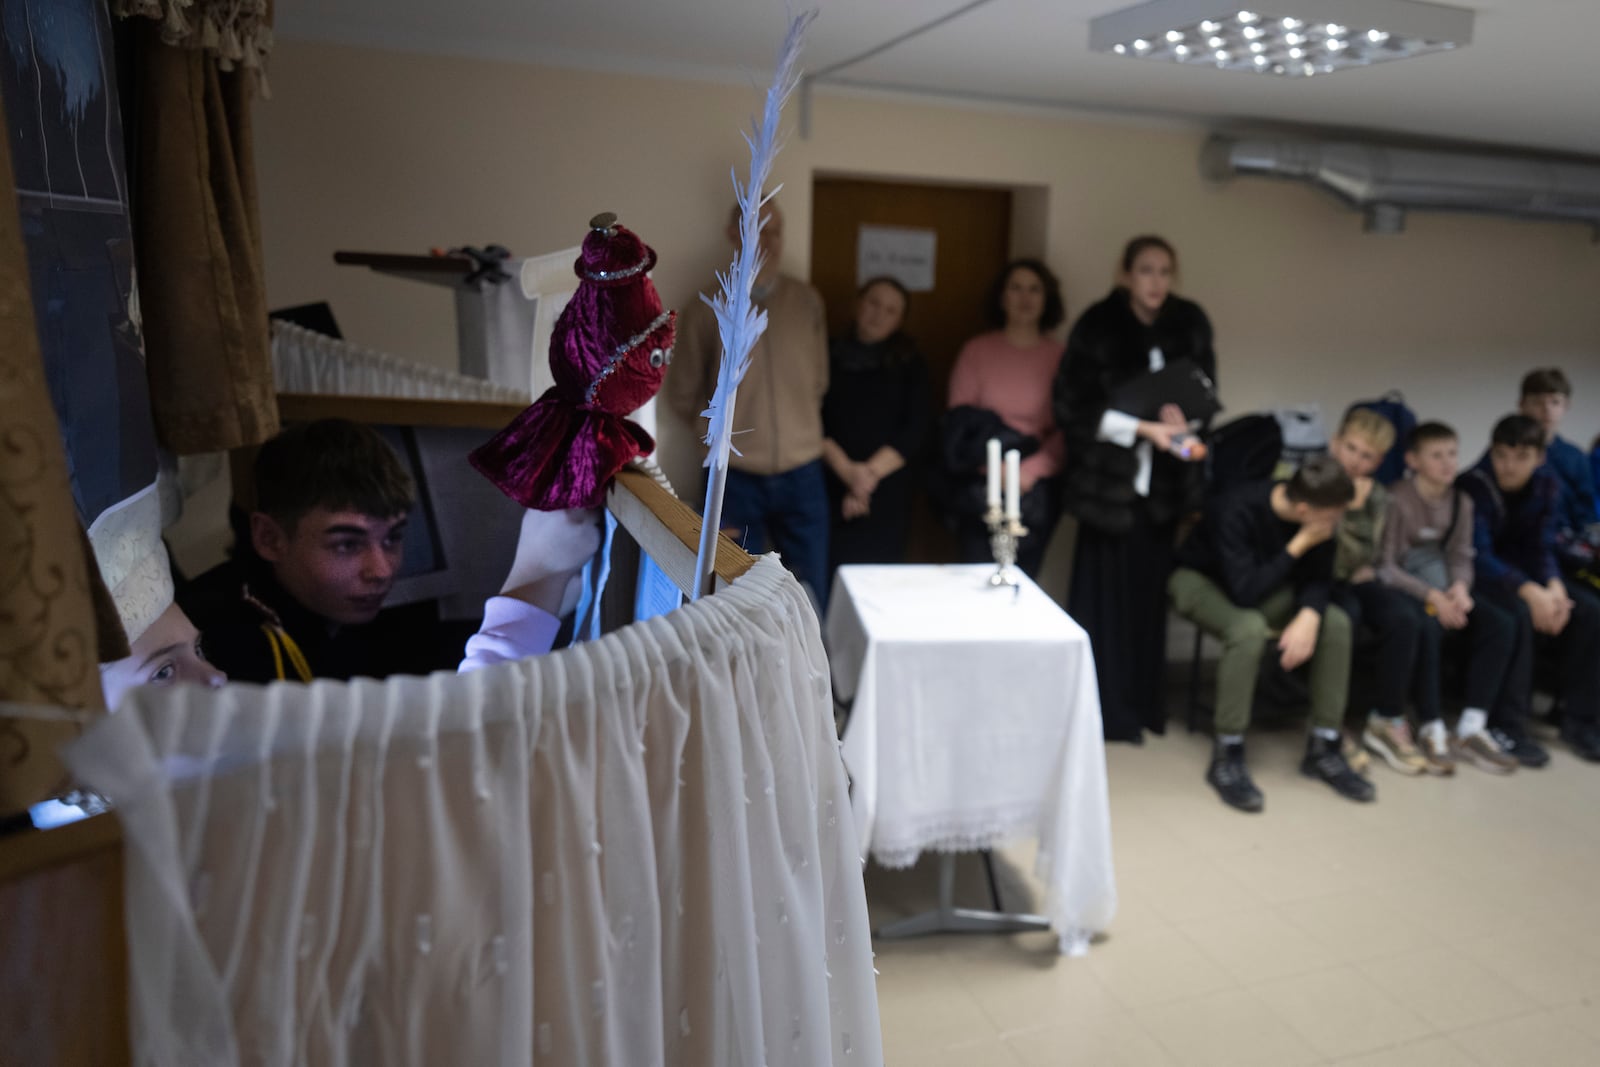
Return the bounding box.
[1489,725,1550,769]
[1417,721,1456,776]
[1341,732,1371,775]
[1363,716,1428,776]
[1456,730,1517,775]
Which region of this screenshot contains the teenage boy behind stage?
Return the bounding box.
[1376,423,1519,774]
[1170,454,1373,812]
[181,419,445,683]
[1458,414,1600,763]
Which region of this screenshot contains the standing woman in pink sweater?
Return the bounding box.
[946,259,1067,577]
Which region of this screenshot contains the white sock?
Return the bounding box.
[1458,709,1488,738]
[1421,719,1447,743]
[1217,733,1244,746]
[1313,726,1340,742]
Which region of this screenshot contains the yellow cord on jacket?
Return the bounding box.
[260,624,313,683]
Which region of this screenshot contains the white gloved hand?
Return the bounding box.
[499,508,604,616]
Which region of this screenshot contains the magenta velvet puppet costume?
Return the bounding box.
[470,214,676,510]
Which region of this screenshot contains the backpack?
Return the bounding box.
[1346,390,1418,486]
[1205,413,1283,492]
[1271,404,1329,468]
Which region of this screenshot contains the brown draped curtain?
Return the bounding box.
[2,0,282,813]
[0,105,121,817]
[120,0,279,453]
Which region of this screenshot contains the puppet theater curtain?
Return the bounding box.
[117,0,279,453]
[67,556,884,1066]
[0,89,122,817]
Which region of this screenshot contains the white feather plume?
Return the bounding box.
[698,9,816,472]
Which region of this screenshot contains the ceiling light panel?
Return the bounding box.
[1091,0,1473,77]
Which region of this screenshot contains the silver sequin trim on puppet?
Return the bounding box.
[582,256,652,282]
[584,309,674,406]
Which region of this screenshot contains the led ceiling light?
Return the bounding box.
[1090,0,1474,78]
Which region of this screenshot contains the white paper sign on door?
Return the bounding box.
[856,225,936,292]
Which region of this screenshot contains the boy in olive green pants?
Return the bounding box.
[1169,455,1372,812]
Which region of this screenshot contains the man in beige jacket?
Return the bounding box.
[666,201,832,611]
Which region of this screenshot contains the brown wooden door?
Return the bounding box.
[810,177,1014,561]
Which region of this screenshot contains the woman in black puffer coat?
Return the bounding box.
[1053,236,1217,742]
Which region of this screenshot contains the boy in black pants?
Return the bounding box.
[1376,423,1519,775]
[1325,408,1438,776]
[1458,415,1600,763]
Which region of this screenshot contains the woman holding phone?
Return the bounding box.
[1053,235,1217,742]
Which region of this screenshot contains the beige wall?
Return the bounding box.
[258,38,1600,499]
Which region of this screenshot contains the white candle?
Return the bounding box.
[985,438,1002,510]
[1004,449,1021,521]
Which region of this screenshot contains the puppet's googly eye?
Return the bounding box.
[649,349,665,368]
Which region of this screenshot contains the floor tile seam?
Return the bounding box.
[1378,995,1550,1035]
[1444,999,1597,1040]
[1091,964,1245,1016]
[979,1008,1145,1045]
[1203,952,1346,989]
[1348,942,1519,983]
[1325,1031,1477,1064]
[946,965,1122,1037]
[1132,1001,1330,1067]
[1125,981,1302,1025]
[1238,956,1423,998]
[1236,960,1442,1042]
[1440,938,1600,985]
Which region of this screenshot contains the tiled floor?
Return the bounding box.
[865,713,1600,1065]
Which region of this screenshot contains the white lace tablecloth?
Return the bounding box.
[826,564,1117,954]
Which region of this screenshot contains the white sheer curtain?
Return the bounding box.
[66,557,880,1066]
[270,320,532,403]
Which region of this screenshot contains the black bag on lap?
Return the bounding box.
[927,405,1047,530]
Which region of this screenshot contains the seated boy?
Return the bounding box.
[1519,368,1598,531]
[1325,408,1438,776]
[1458,414,1600,763]
[1376,423,1519,774]
[1170,454,1373,811]
[181,419,441,683]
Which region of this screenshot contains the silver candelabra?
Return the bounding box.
[984,505,1028,588]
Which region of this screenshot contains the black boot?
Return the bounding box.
[1301,733,1377,802]
[1559,720,1600,763]
[1207,739,1264,813]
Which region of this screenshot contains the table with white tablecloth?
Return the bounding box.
[825,564,1117,955]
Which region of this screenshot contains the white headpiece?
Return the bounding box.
[87,482,174,646]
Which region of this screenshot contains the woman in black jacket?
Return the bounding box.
[821,276,931,576]
[1053,236,1216,741]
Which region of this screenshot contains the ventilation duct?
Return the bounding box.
[1201,136,1600,237]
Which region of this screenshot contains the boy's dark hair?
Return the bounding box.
[1490,413,1546,451]
[986,258,1065,332]
[1120,234,1178,274]
[1407,421,1457,451]
[254,419,414,531]
[1283,454,1355,508]
[1519,367,1571,399]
